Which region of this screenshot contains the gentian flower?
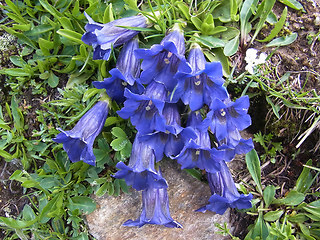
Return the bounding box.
[173,112,222,173]
[53,101,109,166]
[196,161,253,215]
[139,103,196,161]
[172,43,228,110]
[81,12,147,60]
[117,81,167,134]
[123,169,182,228]
[218,129,254,161]
[93,38,144,103]
[135,24,186,91]
[113,135,168,191]
[204,96,251,141]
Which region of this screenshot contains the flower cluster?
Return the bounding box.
[54,12,254,229]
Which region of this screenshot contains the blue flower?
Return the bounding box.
[196,161,253,215]
[123,169,182,228]
[173,112,222,173]
[113,135,168,191]
[204,96,252,141]
[172,44,228,110]
[81,12,147,60]
[53,101,109,166]
[135,25,186,91]
[93,38,144,103]
[218,129,254,161]
[117,81,168,134]
[138,103,196,161]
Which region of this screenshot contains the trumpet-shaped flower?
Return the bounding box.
[172,44,228,110]
[53,101,109,166]
[196,161,253,215]
[139,103,196,161]
[93,38,144,103]
[204,96,251,141]
[135,26,186,91]
[173,112,222,173]
[123,169,182,228]
[218,129,254,161]
[117,81,168,134]
[113,135,168,191]
[82,12,147,60]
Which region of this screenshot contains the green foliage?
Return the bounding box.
[245,152,320,240]
[253,132,283,163]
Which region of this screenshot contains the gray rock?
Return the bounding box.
[86,159,232,240]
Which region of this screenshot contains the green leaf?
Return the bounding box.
[176,2,190,20]
[258,7,288,42]
[288,213,308,223]
[223,35,239,56]
[263,185,276,208]
[39,0,63,18]
[10,56,26,68]
[103,3,114,23]
[83,88,102,102]
[57,29,84,45]
[193,35,225,49]
[22,205,36,221]
[124,0,139,11]
[303,200,320,220]
[39,177,60,189]
[108,181,114,195]
[67,71,93,88]
[251,212,269,240]
[104,117,123,127]
[119,179,129,193]
[68,196,96,214]
[111,138,128,151]
[298,222,315,240]
[40,192,64,222]
[0,68,32,77]
[184,168,202,180]
[278,0,303,10]
[38,38,54,55]
[266,33,298,47]
[48,71,59,88]
[201,14,216,35]
[120,141,132,159]
[273,190,305,206]
[0,149,14,160]
[191,16,202,31]
[5,0,21,16]
[294,159,315,194]
[264,210,284,222]
[58,17,74,30]
[27,24,54,36]
[266,96,280,119]
[96,182,109,197]
[11,96,24,131]
[250,0,276,43]
[245,149,263,194]
[0,217,37,229]
[111,127,127,139]
[114,179,121,196]
[240,0,255,34]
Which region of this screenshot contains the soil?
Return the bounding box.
[0,0,319,239]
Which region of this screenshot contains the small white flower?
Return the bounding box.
[245,48,267,74]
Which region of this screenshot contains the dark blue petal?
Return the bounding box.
[123,170,182,228]
[82,13,147,60]
[53,101,109,166]
[197,161,252,215]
